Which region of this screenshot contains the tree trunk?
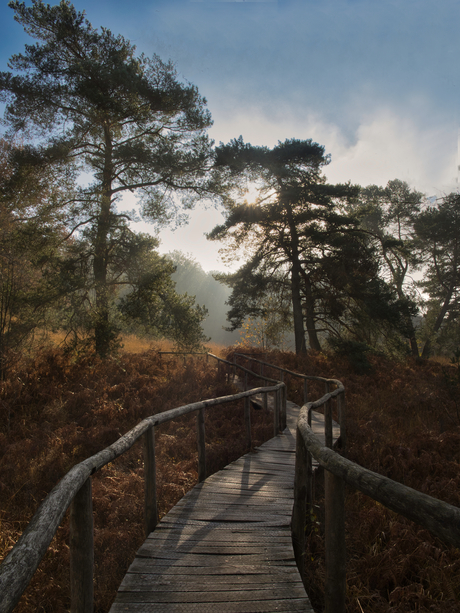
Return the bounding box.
[396,283,419,358]
[285,203,308,354]
[408,327,419,358]
[93,127,114,357]
[291,263,307,354]
[422,236,459,358]
[303,273,322,352]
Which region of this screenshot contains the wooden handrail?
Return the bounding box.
[4,351,457,613]
[232,352,345,440]
[0,353,286,613]
[237,353,460,611]
[292,392,460,613]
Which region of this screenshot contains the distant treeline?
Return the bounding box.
[166,251,237,346]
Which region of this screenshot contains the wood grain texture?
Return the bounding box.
[297,407,460,548]
[0,377,285,613]
[108,401,334,612]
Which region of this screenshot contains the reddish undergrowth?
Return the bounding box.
[1,347,460,612]
[246,350,460,613]
[0,348,273,612]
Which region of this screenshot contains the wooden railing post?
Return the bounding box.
[292,426,311,584]
[325,470,346,613]
[279,386,287,431]
[70,477,94,613]
[324,381,333,449]
[144,426,158,536]
[338,391,347,451]
[244,396,251,448]
[263,388,268,411]
[274,390,280,436]
[197,407,206,482]
[244,370,248,391]
[303,377,308,405]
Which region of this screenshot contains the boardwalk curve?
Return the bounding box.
[110,400,317,612]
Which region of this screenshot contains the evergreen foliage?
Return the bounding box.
[0,137,71,376]
[353,179,423,356]
[0,0,214,356]
[210,137,410,354]
[415,193,460,357]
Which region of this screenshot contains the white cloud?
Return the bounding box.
[123,104,458,273]
[324,110,457,195]
[210,105,458,195]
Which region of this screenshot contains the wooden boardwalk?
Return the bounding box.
[110,400,333,612]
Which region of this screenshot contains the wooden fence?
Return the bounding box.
[0,353,285,613]
[2,352,460,613]
[232,353,460,613]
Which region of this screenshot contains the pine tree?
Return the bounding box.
[209,137,363,353]
[0,0,214,355]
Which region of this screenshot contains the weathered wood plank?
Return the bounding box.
[147,526,294,540]
[188,486,294,498]
[109,401,319,613]
[110,598,310,612]
[135,547,297,563]
[146,525,293,536]
[164,510,292,522]
[171,497,291,510]
[128,558,300,576]
[119,573,303,590]
[141,542,294,553]
[115,586,308,603]
[202,476,293,488]
[125,559,304,575]
[156,517,293,528]
[225,457,296,468]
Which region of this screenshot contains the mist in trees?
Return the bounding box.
[0,0,217,361]
[166,251,238,346]
[2,2,460,364]
[209,138,416,355]
[208,136,460,359]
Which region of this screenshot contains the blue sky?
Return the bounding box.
[1,0,458,270]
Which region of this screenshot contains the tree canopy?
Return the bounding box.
[209,137,379,353]
[414,193,460,357]
[352,180,424,356]
[0,0,215,355]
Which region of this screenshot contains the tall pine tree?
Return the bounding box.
[0,0,214,355]
[209,137,365,353]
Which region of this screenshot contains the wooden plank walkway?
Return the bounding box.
[110,400,335,612]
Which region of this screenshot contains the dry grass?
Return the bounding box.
[248,349,460,613]
[34,331,229,357]
[2,345,460,612]
[118,334,160,353]
[0,345,272,612]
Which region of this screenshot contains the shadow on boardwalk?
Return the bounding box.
[110,398,338,612]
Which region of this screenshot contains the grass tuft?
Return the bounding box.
[1,345,459,612]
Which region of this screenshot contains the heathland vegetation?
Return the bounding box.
[1,345,459,612]
[1,3,460,611]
